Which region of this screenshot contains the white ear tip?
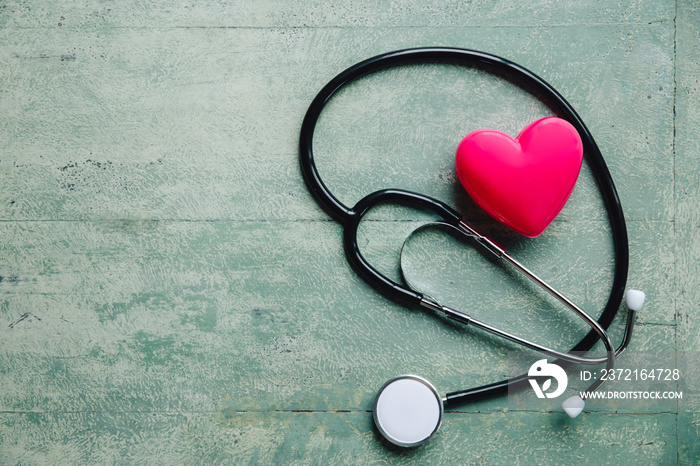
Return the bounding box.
[562,395,585,418]
[626,290,646,312]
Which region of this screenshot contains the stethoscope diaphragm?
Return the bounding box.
[373,375,444,447]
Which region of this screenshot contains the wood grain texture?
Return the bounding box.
[0,24,674,222]
[0,0,675,28]
[676,0,700,228]
[0,220,675,417]
[0,0,696,463]
[0,411,679,465]
[675,2,700,463]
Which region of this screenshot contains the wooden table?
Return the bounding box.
[1,1,698,463]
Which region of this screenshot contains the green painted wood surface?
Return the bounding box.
[0,0,697,464]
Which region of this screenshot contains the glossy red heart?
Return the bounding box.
[455,117,583,237]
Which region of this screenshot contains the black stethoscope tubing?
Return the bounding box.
[299,47,629,406]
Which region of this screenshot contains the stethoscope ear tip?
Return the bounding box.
[626,290,646,312]
[562,395,586,418]
[373,375,443,447]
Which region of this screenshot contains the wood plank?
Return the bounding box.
[0,0,674,29]
[0,411,678,464]
[0,220,675,416]
[676,1,700,227]
[674,1,700,460]
[0,24,674,222]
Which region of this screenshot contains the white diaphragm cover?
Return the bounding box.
[373,375,443,447]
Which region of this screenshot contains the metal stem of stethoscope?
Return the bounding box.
[400,221,632,391]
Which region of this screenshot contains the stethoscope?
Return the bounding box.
[299,47,646,447]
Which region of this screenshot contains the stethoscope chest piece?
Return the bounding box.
[373,375,444,447]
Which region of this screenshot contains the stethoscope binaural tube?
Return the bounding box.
[299,47,632,426]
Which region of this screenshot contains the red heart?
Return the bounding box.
[455,117,583,237]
